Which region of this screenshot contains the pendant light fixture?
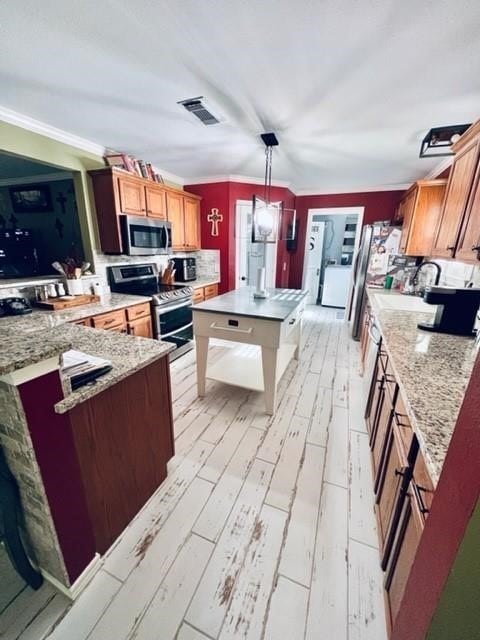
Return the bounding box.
[252,133,282,298]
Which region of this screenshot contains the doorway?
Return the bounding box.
[302,207,364,308]
[235,200,277,289]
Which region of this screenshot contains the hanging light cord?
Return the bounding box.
[264,146,273,204]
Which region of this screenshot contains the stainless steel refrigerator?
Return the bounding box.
[350,223,404,340]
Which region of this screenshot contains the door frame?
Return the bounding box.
[235,199,278,289]
[303,206,364,309]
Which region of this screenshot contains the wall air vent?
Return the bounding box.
[177,96,220,125]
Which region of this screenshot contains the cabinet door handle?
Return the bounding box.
[472,245,480,251]
[412,482,430,515]
[289,318,296,325]
[394,468,405,478]
[446,245,455,252]
[210,322,253,334]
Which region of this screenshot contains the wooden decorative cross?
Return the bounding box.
[56,192,67,215]
[207,208,223,236]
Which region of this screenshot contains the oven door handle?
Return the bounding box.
[156,300,192,314]
[209,322,253,334]
[160,322,193,339]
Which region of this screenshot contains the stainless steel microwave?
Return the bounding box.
[120,215,171,255]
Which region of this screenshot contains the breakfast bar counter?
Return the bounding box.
[192,287,307,414]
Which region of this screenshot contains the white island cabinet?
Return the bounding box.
[192,288,308,414]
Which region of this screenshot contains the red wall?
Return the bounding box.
[184,182,232,293]
[185,181,296,292]
[288,190,405,288]
[392,351,480,640]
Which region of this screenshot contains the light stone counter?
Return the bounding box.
[0,293,173,412]
[367,288,478,484]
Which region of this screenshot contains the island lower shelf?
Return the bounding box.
[206,342,297,392]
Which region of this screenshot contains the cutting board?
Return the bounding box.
[35,294,100,310]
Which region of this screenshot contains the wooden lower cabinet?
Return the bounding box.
[91,308,127,331]
[192,288,205,304]
[71,303,153,338]
[384,485,424,628]
[127,315,153,338]
[192,283,219,304]
[204,283,218,300]
[69,357,174,553]
[364,314,435,636]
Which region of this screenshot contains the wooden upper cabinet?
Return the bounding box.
[166,192,201,251]
[399,180,447,256]
[455,162,480,262]
[88,167,201,254]
[398,188,418,254]
[432,123,480,259]
[118,176,146,216]
[166,191,185,249]
[145,185,167,219]
[183,197,200,250]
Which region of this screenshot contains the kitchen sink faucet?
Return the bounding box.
[412,260,442,295]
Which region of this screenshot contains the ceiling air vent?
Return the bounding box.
[177,96,220,125]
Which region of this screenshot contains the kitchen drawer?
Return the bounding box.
[92,309,127,331]
[192,288,205,304]
[126,302,150,322]
[72,317,92,327]
[204,284,218,300]
[193,310,281,348]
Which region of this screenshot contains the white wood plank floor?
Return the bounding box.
[1,306,386,640]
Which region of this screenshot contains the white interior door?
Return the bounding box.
[302,215,325,304]
[236,201,277,289]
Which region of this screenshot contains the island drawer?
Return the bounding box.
[193,310,282,348]
[192,288,205,304]
[126,302,151,321]
[92,309,127,331]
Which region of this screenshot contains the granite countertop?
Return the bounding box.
[367,289,478,485]
[0,293,151,333]
[53,324,174,414]
[0,292,172,412]
[192,287,308,321]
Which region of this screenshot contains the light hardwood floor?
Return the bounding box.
[1,306,387,640]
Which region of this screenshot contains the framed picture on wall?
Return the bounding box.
[9,184,53,213]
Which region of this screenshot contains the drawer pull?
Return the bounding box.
[104,317,116,325]
[412,482,430,515]
[289,318,296,325]
[210,322,253,334]
[394,468,405,478]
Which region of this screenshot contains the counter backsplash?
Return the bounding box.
[0,249,221,301]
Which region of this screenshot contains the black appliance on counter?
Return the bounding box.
[0,229,39,278]
[418,286,480,336]
[120,215,171,255]
[0,297,32,317]
[172,257,196,282]
[108,264,194,360]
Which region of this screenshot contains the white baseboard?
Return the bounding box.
[41,553,102,600]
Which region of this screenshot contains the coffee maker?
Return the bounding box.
[418,286,480,336]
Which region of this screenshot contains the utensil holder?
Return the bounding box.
[66,279,84,295]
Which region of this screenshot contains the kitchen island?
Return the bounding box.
[0,302,175,597]
[192,287,307,414]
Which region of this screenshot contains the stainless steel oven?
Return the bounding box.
[120,215,171,255]
[153,298,193,360]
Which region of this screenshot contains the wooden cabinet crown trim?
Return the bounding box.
[88,166,202,200]
[451,119,480,153]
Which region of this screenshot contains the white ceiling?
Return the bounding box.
[1,0,480,192]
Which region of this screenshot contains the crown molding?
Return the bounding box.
[294,183,411,196]
[423,156,453,180]
[0,105,106,157]
[152,166,185,186]
[184,173,292,189]
[0,172,72,187]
